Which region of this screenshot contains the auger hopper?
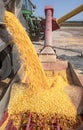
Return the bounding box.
[39,5,83,126]
[39,5,83,86]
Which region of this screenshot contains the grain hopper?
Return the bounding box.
[38,5,83,129]
[39,5,83,89]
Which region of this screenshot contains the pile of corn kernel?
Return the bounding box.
[1,11,81,130]
[6,71,80,129]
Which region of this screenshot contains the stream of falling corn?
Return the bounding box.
[0,11,81,130]
[5,11,49,91]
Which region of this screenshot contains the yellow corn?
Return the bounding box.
[7,71,80,129]
[5,11,49,91]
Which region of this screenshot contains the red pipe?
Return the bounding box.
[26,113,32,130]
[44,6,53,47]
[55,118,60,130]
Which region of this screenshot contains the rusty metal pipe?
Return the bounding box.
[39,6,56,62]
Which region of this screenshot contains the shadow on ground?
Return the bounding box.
[58,54,83,74]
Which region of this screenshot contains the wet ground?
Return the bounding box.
[34,26,83,74]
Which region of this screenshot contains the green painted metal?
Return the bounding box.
[22,1,41,40]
